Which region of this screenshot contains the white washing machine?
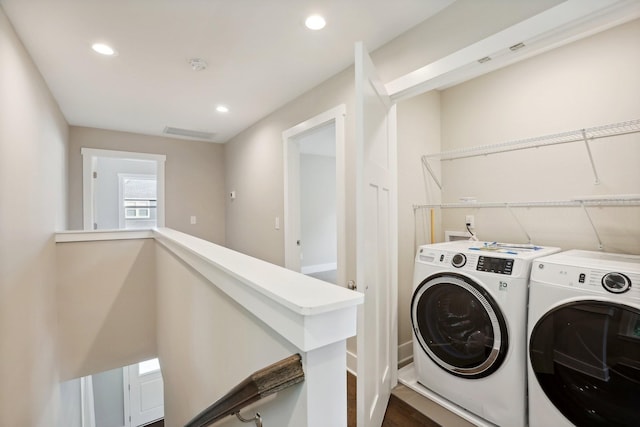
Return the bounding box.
[528,250,640,427]
[411,241,560,427]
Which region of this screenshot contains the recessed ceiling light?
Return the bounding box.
[305,14,326,30]
[216,105,229,113]
[91,43,116,56]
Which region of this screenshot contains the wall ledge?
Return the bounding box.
[153,227,363,352]
[55,229,155,242]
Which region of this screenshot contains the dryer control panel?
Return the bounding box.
[531,261,640,300]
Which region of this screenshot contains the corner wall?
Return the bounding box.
[0,6,68,426]
[440,18,640,254]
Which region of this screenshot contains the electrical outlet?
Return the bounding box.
[465,215,475,229]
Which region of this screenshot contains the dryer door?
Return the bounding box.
[411,272,508,378]
[529,301,640,427]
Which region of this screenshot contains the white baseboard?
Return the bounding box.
[398,340,413,366]
[301,262,337,275]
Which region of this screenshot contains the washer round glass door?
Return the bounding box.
[529,301,640,427]
[411,272,508,378]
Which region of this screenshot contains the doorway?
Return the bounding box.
[283,105,346,286]
[60,359,164,427]
[81,148,166,231]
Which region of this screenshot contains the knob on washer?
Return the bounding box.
[452,253,467,268]
[602,272,631,293]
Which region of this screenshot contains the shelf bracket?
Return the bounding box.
[581,129,600,185]
[421,155,442,190]
[580,202,604,250]
[506,205,533,244]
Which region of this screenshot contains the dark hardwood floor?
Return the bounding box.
[348,372,440,427]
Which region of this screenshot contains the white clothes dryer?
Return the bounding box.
[528,250,640,427]
[411,241,560,427]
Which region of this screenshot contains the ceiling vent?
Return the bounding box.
[163,126,216,141]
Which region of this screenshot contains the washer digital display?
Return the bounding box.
[477,256,514,275]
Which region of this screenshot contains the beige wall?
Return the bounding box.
[0,6,68,426]
[68,126,226,244]
[155,243,300,426]
[223,0,564,267]
[224,8,640,364]
[224,70,355,267]
[396,91,441,356]
[440,18,640,254]
[56,239,157,381]
[222,2,561,361]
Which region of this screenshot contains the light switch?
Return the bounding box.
[190,216,197,225]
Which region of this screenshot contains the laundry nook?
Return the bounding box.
[1,1,638,426]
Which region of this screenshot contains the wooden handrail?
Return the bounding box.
[184,354,305,427]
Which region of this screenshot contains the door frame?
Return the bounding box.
[81,148,166,231]
[282,105,346,286]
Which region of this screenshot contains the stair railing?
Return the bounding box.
[184,354,305,427]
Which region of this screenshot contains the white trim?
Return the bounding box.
[389,103,399,387]
[80,376,96,427]
[81,148,166,230]
[122,368,131,427]
[283,104,347,289]
[398,364,494,427]
[81,148,166,163]
[387,0,640,101]
[55,229,155,243]
[301,262,337,275]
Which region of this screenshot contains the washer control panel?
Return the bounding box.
[477,256,514,275]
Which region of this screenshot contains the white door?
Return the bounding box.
[127,359,164,427]
[355,42,398,427]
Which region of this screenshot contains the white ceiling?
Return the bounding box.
[4,0,636,145]
[0,0,455,143]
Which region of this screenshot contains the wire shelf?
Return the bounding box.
[414,197,640,210]
[424,118,640,161]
